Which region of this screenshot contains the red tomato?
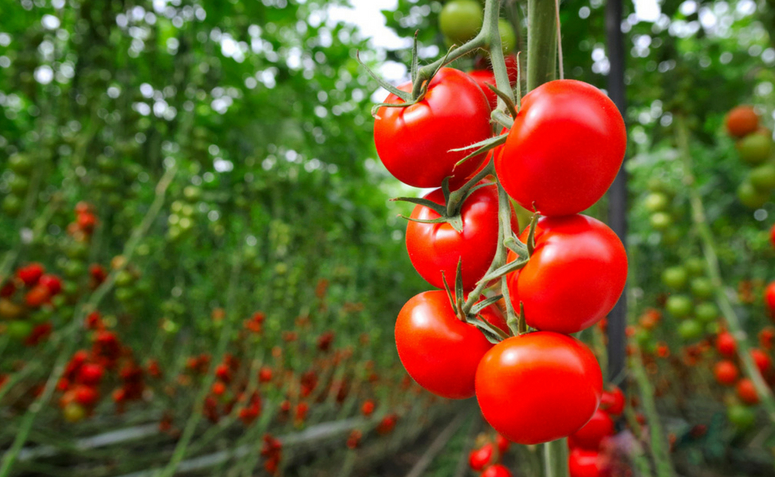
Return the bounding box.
[569,448,605,477]
[506,215,627,334]
[395,291,497,399]
[716,331,737,358]
[713,360,739,386]
[751,348,772,375]
[569,409,615,450]
[495,433,511,453]
[765,281,775,319]
[599,386,625,416]
[496,80,626,216]
[25,285,51,308]
[726,106,759,138]
[468,69,498,110]
[74,385,100,407]
[475,332,603,445]
[736,378,759,404]
[759,327,775,350]
[770,223,775,249]
[468,442,494,471]
[406,183,517,291]
[481,464,513,477]
[77,363,104,386]
[39,274,62,295]
[17,263,45,287]
[474,54,519,84]
[374,68,492,188]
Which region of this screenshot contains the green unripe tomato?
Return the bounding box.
[661,266,688,290]
[737,180,769,208]
[114,270,135,287]
[690,277,714,299]
[749,163,775,191]
[644,192,670,212]
[678,319,703,340]
[694,302,718,323]
[8,154,33,175]
[498,18,516,54]
[727,404,756,430]
[737,133,772,165]
[650,211,673,230]
[684,257,705,276]
[705,321,720,335]
[63,260,86,279]
[2,194,23,216]
[115,286,135,302]
[646,177,669,193]
[183,185,202,201]
[439,0,482,45]
[666,294,693,318]
[634,328,653,347]
[63,402,86,423]
[8,175,30,194]
[6,320,33,340]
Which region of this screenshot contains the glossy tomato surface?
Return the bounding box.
[406,183,517,291]
[374,68,492,188]
[468,69,498,110]
[475,332,603,444]
[495,80,626,216]
[507,214,627,334]
[568,409,614,450]
[395,290,497,399]
[569,448,606,477]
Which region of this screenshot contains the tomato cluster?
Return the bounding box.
[725,106,775,208]
[567,386,623,477]
[467,431,512,477]
[373,39,627,446]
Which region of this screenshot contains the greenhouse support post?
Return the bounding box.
[605,0,628,387]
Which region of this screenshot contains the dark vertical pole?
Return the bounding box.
[606,0,627,386]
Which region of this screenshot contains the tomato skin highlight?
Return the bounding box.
[395,290,497,399]
[507,215,627,334]
[475,332,603,445]
[496,80,626,216]
[406,183,517,291]
[374,68,492,188]
[568,448,606,477]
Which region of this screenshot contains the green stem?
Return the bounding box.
[674,115,775,424]
[631,349,675,477]
[411,0,503,99]
[543,439,569,477]
[527,0,557,91]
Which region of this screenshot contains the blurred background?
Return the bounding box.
[2,0,775,476]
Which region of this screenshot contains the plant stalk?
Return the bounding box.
[543,439,569,477]
[674,115,775,424]
[527,0,557,92]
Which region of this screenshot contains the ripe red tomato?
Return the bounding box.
[468,69,499,110]
[481,465,513,477]
[77,363,104,386]
[726,106,759,138]
[25,285,51,308]
[395,291,498,399]
[496,80,626,216]
[766,282,775,319]
[736,378,759,404]
[751,348,772,375]
[17,263,45,287]
[495,433,511,453]
[716,331,737,357]
[713,360,739,386]
[506,215,627,334]
[468,442,494,471]
[569,409,615,450]
[74,385,100,407]
[599,386,625,416]
[475,332,602,445]
[759,327,775,350]
[374,68,492,188]
[770,223,775,249]
[39,274,62,295]
[406,183,517,291]
[569,448,605,477]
